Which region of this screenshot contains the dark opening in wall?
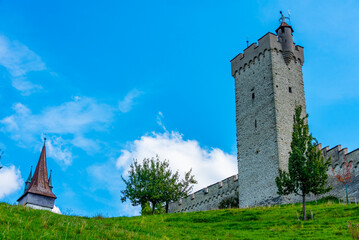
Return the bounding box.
[289,87,292,93]
[252,93,255,100]
[255,119,257,129]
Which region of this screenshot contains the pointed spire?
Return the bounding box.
[24,166,32,192]
[48,169,53,189]
[17,139,56,201]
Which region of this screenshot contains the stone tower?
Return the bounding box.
[17,139,57,210]
[230,13,306,207]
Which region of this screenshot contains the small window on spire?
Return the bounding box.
[289,87,292,93]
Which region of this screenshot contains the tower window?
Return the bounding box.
[289,87,292,93]
[255,120,257,129]
[252,93,255,100]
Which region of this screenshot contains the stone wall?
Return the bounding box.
[168,175,239,213]
[322,145,359,200]
[168,145,359,213]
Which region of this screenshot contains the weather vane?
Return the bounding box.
[279,10,291,24]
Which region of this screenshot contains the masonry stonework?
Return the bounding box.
[168,175,239,213]
[168,17,359,214]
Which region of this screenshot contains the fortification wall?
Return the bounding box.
[322,145,359,200]
[168,175,239,213]
[168,145,359,213]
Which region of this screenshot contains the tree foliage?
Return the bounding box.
[275,106,332,220]
[121,155,197,214]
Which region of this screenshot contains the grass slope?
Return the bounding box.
[0,198,358,239]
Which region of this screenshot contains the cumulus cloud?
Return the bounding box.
[0,165,23,199]
[118,89,143,113]
[116,131,237,192]
[0,35,46,95]
[0,97,114,165]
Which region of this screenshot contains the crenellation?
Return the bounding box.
[325,145,342,167]
[168,175,239,213]
[231,32,304,77]
[322,146,330,156]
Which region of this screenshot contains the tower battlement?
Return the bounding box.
[230,32,304,77]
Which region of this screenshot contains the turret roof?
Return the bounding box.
[276,22,294,34]
[17,142,56,201]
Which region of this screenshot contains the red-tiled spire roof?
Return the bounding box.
[17,143,56,201]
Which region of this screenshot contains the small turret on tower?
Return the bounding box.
[24,166,32,192]
[48,169,53,190]
[276,11,294,64]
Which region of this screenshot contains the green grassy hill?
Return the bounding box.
[1,198,358,239]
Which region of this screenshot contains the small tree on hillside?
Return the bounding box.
[275,106,332,221]
[332,157,353,205]
[121,156,197,215]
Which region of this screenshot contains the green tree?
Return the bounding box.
[121,155,197,215]
[275,106,332,220]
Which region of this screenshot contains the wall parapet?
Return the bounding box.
[320,144,359,169]
[230,32,304,77]
[169,144,359,214]
[168,175,239,213]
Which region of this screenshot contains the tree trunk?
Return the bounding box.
[165,202,169,213]
[152,202,156,215]
[302,194,307,221]
[346,184,349,205]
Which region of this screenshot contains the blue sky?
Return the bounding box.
[0,0,358,216]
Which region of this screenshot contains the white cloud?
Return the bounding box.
[156,112,167,131]
[11,77,42,94]
[118,89,143,113]
[116,131,237,192]
[0,165,23,199]
[46,136,73,166]
[0,35,46,95]
[51,205,62,214]
[0,97,114,165]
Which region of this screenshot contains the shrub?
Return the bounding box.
[218,195,239,209]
